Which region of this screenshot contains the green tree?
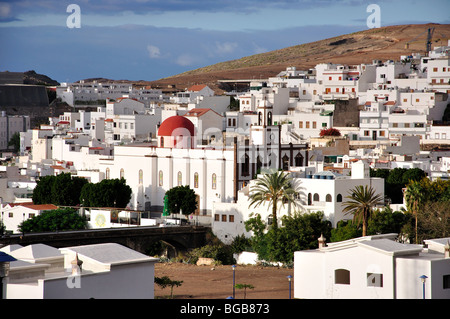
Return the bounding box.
[244,212,332,263]
[342,185,384,237]
[234,283,254,299]
[32,173,88,206]
[165,185,198,216]
[18,208,87,233]
[248,171,300,229]
[330,220,362,242]
[367,206,407,236]
[79,178,132,208]
[155,276,183,299]
[8,132,20,153]
[32,175,56,204]
[405,179,428,244]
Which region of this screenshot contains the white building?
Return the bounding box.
[294,234,450,299]
[212,160,384,244]
[171,84,215,104]
[0,113,30,150]
[0,202,58,234]
[2,243,158,299]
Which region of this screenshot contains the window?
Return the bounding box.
[267,112,272,126]
[312,121,317,129]
[214,214,220,221]
[404,123,410,128]
[308,193,312,205]
[329,76,332,81]
[403,98,407,102]
[326,194,332,202]
[433,67,438,72]
[306,121,310,129]
[298,121,303,128]
[313,193,320,201]
[139,169,143,184]
[8,213,13,218]
[364,131,370,136]
[282,154,289,171]
[222,214,227,222]
[335,269,350,285]
[159,170,163,186]
[194,172,199,188]
[241,154,250,176]
[302,90,306,95]
[120,168,124,179]
[295,153,303,167]
[367,273,383,287]
[229,215,234,223]
[380,131,385,137]
[160,136,164,147]
[106,168,110,179]
[177,171,182,186]
[392,123,398,128]
[212,173,217,189]
[337,194,343,202]
[416,98,420,102]
[443,275,450,289]
[336,88,340,93]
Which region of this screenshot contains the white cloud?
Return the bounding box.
[175,54,197,66]
[0,3,11,18]
[147,45,161,58]
[215,41,238,54]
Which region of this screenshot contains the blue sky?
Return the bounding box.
[0,0,449,83]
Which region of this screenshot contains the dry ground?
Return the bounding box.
[154,262,293,299]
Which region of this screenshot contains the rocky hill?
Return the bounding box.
[148,23,450,93]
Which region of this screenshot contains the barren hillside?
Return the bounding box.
[148,23,450,92]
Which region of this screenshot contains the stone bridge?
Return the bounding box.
[0,226,209,256]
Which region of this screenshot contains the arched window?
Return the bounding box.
[308,193,312,205]
[267,111,272,126]
[159,170,163,186]
[313,193,320,202]
[194,172,199,188]
[139,169,143,184]
[326,194,332,202]
[177,171,182,186]
[295,153,304,167]
[337,194,343,202]
[282,154,289,171]
[212,173,217,189]
[120,168,124,179]
[241,154,250,176]
[335,269,350,285]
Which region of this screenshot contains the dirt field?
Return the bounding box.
[154,262,294,299]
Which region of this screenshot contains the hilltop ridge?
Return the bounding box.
[148,23,450,92]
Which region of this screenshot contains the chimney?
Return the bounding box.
[445,241,450,259]
[318,234,326,249]
[71,253,83,275]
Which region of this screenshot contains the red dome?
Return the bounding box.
[158,116,195,137]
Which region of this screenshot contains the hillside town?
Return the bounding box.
[0,41,450,300]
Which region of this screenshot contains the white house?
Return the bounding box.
[212,160,384,244]
[294,234,450,299]
[0,202,58,234]
[3,243,158,299]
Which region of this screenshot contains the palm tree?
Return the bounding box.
[404,180,427,244]
[248,170,300,229]
[342,185,384,237]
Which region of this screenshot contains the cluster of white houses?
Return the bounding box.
[1,41,450,299]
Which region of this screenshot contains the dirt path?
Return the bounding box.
[154,262,294,299]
